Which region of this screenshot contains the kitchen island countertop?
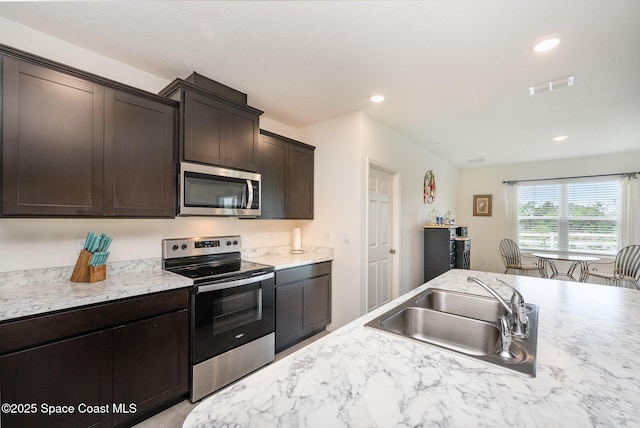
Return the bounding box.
[184,269,640,427]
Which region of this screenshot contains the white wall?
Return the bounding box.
[301,111,459,326]
[0,17,168,93]
[300,112,364,326]
[456,150,640,275]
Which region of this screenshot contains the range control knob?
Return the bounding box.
[181,244,188,250]
[233,240,238,245]
[226,241,232,246]
[172,244,179,251]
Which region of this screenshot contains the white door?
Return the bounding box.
[367,166,395,312]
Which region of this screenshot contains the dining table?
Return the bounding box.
[532,252,600,282]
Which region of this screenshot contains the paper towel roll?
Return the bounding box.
[291,228,303,253]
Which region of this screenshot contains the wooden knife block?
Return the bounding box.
[70,249,107,283]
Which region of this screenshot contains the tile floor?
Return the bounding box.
[133,330,330,428]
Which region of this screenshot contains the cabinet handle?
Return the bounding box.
[389,249,396,254]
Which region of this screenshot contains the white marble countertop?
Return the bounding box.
[242,245,334,270]
[184,269,640,427]
[0,259,192,322]
[0,246,334,323]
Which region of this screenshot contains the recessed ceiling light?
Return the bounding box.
[532,36,560,53]
[370,94,385,103]
[552,135,568,142]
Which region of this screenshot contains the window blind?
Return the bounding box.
[518,179,618,255]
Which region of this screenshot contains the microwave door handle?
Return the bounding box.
[245,179,253,209]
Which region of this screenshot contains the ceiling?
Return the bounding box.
[0,1,639,169]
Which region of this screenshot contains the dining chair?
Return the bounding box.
[587,245,640,290]
[499,239,540,276]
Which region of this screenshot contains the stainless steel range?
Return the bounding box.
[162,236,275,402]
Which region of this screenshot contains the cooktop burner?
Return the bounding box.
[168,260,271,281]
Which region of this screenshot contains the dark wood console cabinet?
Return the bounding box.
[275,262,331,352]
[423,226,471,281]
[259,130,315,219]
[159,72,263,172]
[0,288,190,428]
[0,46,177,218]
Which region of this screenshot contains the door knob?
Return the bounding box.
[389,249,396,254]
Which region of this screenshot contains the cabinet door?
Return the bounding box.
[112,310,188,426]
[304,275,331,332]
[225,106,260,172]
[423,228,454,282]
[0,331,112,428]
[2,57,104,215]
[258,134,287,218]
[104,89,176,217]
[287,144,314,219]
[182,90,225,165]
[275,281,305,351]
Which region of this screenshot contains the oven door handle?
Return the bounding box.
[196,272,274,293]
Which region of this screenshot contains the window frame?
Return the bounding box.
[516,178,619,256]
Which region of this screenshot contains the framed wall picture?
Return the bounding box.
[473,194,492,216]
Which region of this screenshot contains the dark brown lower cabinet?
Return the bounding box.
[0,331,112,428]
[0,289,189,428]
[112,310,188,426]
[275,262,331,352]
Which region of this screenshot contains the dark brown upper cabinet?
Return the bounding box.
[0,46,178,218]
[159,72,263,172]
[2,57,106,216]
[104,89,176,217]
[259,130,315,219]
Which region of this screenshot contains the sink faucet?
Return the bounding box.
[466,276,528,338]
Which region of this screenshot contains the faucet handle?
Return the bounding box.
[511,304,529,338]
[498,316,516,359]
[496,278,529,338]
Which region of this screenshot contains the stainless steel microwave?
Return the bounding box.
[178,162,261,217]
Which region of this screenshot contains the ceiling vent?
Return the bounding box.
[529,75,574,95]
[467,158,486,164]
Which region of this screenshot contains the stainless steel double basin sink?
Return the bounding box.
[365,288,538,376]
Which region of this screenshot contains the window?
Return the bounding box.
[518,179,618,255]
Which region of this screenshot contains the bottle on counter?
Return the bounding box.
[429,208,438,225]
[444,210,452,225]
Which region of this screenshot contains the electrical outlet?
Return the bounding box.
[343,232,351,244]
[76,238,86,254]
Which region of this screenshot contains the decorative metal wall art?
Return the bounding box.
[424,170,436,204]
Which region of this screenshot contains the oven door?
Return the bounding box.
[179,162,261,217]
[192,272,274,364]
